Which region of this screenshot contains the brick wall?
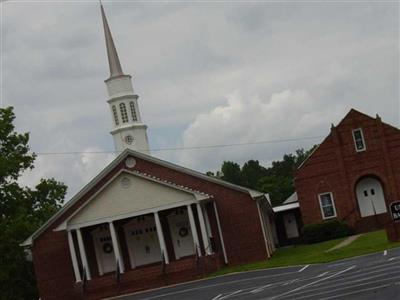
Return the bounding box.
[295,109,400,231]
[32,156,268,299]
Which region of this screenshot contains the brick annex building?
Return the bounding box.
[22,4,275,300]
[295,109,400,232]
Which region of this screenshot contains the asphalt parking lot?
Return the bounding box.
[111,247,400,300]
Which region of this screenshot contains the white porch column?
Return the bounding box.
[187,204,201,257]
[67,231,81,282]
[76,228,91,280]
[109,222,124,273]
[196,202,212,255]
[266,215,276,252]
[154,211,169,264]
[256,200,270,258]
[213,201,228,264]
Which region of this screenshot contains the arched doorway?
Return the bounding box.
[356,177,387,217]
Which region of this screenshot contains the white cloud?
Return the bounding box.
[19,147,114,199]
[180,89,346,171]
[3,2,398,197]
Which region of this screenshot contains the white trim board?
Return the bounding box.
[22,149,267,247]
[273,202,300,213]
[56,169,211,231]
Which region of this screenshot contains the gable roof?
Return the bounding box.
[297,108,400,171]
[283,192,298,204]
[60,169,212,230]
[22,148,265,247]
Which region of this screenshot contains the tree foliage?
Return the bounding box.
[213,147,316,206]
[0,107,67,300]
[221,161,243,185]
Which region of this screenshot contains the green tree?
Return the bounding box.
[213,145,317,206]
[241,160,267,189]
[0,107,67,300]
[257,176,293,206]
[220,161,243,185]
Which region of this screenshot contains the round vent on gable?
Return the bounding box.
[125,157,136,168]
[121,177,131,189]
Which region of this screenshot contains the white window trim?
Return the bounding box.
[119,102,129,123]
[318,192,337,220]
[352,128,366,152]
[112,105,119,126]
[129,101,138,122]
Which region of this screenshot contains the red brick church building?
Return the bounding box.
[295,109,400,232]
[23,150,274,300]
[21,4,275,299]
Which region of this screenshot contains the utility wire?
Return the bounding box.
[33,135,323,156]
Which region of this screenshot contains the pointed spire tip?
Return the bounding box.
[100,2,124,79]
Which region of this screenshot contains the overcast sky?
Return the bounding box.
[2,0,399,199]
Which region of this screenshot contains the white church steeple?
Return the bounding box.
[100,3,150,154]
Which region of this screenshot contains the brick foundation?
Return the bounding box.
[83,255,223,300]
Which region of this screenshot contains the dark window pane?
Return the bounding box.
[353,129,365,151]
[323,206,334,217]
[320,194,332,206]
[354,130,362,139]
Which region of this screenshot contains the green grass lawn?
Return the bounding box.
[211,230,400,277]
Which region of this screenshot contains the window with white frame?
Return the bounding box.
[129,101,137,121]
[112,105,119,126]
[119,103,129,123]
[352,128,366,152]
[318,192,337,219]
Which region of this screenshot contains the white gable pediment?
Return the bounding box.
[67,171,207,229]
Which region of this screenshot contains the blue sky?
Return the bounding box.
[2,0,399,198]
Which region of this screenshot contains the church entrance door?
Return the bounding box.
[167,208,195,259]
[356,177,387,217]
[124,215,161,268]
[283,212,299,239]
[92,226,116,275]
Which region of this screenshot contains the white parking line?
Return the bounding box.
[216,290,242,300]
[308,265,400,288]
[388,257,399,261]
[298,265,309,272]
[310,283,391,300]
[283,279,299,286]
[279,273,400,298]
[317,272,328,278]
[138,270,298,300]
[250,284,273,294]
[271,266,356,299]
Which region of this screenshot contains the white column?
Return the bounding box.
[67,231,81,282]
[203,205,213,238]
[213,201,228,264]
[187,204,201,257]
[109,222,124,273]
[256,200,270,258]
[196,202,212,255]
[266,215,276,252]
[154,211,169,264]
[76,228,91,280]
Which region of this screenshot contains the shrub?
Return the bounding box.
[302,220,351,243]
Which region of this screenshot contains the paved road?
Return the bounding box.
[111,247,400,300]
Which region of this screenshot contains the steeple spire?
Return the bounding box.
[100,2,150,155]
[100,2,124,78]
